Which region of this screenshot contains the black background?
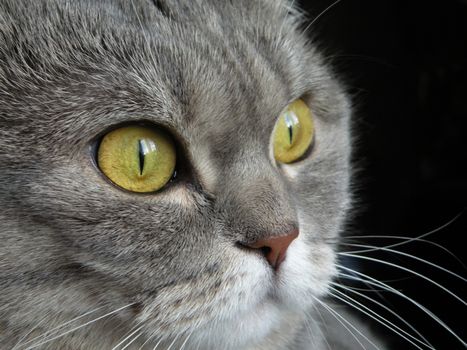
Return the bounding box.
[298,0,467,348]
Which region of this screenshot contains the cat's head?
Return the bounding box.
[0,0,351,347]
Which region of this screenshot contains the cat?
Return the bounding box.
[1,0,460,349]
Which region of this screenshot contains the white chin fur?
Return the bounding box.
[190,301,283,349]
[186,235,334,349]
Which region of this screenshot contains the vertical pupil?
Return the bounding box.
[287,124,293,144]
[285,113,294,145]
[138,139,145,175]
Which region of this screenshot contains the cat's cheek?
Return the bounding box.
[276,235,336,309]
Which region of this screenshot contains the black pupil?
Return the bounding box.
[285,114,294,145]
[138,139,145,175]
[288,124,293,144]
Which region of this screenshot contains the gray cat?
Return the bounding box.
[0,0,398,349]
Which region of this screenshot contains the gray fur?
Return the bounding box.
[0,0,382,348]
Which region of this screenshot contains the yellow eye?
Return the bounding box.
[273,99,314,164]
[97,125,176,193]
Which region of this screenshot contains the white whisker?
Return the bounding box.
[120,330,145,350]
[151,338,164,350]
[330,281,433,348]
[303,0,342,33]
[178,329,194,350]
[328,287,431,349]
[342,234,465,268]
[343,211,464,259]
[164,333,180,350]
[11,313,51,350]
[313,296,377,350]
[112,324,145,350]
[339,252,466,305]
[23,303,136,350]
[310,305,332,350]
[341,242,466,282]
[337,265,466,346]
[333,281,387,293]
[137,329,159,350]
[15,305,105,349]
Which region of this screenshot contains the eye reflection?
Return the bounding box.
[138,139,158,176]
[284,111,299,147]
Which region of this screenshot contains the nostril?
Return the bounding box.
[258,246,271,258]
[236,241,269,254]
[236,242,272,264]
[236,228,299,270]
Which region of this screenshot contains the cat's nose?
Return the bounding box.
[242,228,299,270]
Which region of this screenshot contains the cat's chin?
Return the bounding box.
[187,299,285,349]
[186,291,319,349]
[185,236,335,349]
[135,235,334,349]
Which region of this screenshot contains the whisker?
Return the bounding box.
[164,333,180,350]
[339,252,466,305]
[150,336,164,350]
[23,303,136,350]
[302,308,321,349]
[330,281,433,348]
[312,296,377,350]
[342,235,465,268]
[337,265,466,346]
[335,265,390,301]
[111,324,145,350]
[328,286,432,349]
[333,279,390,293]
[303,0,342,33]
[120,330,145,350]
[178,329,194,350]
[341,242,466,282]
[311,305,333,350]
[305,319,320,348]
[137,329,160,350]
[15,305,106,349]
[343,211,464,258]
[11,313,51,350]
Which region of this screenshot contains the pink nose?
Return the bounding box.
[243,228,299,270]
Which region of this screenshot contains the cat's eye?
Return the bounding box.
[97,125,176,193]
[273,99,315,163]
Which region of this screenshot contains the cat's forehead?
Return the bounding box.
[1,0,342,158]
[87,0,315,130]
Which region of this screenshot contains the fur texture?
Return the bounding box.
[0,0,382,348]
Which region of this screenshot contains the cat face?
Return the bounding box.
[0,0,351,348]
